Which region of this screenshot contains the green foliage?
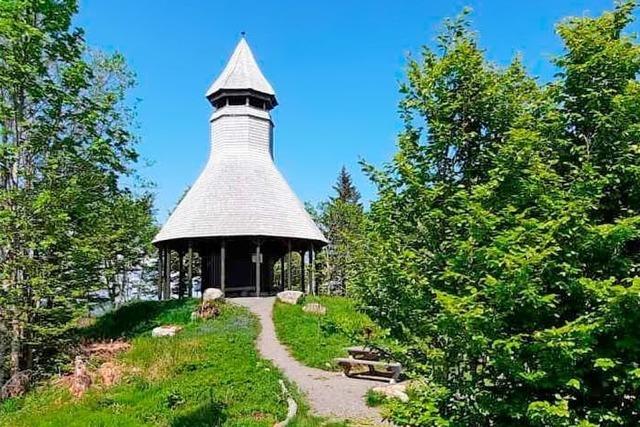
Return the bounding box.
[353,2,640,425]
[0,299,337,426]
[272,296,378,370]
[382,383,451,427]
[309,167,365,295]
[365,389,388,408]
[0,0,156,381]
[332,166,361,205]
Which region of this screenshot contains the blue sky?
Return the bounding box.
[76,1,638,221]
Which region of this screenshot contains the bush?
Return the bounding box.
[353,3,640,425]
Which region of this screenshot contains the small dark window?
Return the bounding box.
[249,97,264,109]
[228,96,246,106]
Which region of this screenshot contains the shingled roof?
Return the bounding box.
[154,39,327,245]
[205,37,275,98]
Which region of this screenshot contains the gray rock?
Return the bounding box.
[277,290,304,305]
[302,302,326,315]
[202,287,224,302]
[151,325,182,337]
[372,382,410,402]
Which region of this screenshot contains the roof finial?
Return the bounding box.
[240,31,246,39]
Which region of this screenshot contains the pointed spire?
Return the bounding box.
[206,37,275,99]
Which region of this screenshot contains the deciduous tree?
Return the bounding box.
[354,3,640,425]
[0,0,154,384]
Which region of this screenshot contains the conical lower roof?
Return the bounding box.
[154,39,326,245]
[153,138,328,244]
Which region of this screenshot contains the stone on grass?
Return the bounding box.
[152,325,182,338]
[302,302,326,315]
[372,382,410,402]
[277,290,304,305]
[202,287,224,301]
[69,356,92,398]
[192,300,221,320]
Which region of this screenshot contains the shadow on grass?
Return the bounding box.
[170,400,227,427]
[83,299,196,340]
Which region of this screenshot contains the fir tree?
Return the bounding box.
[313,167,364,295]
[331,166,361,205]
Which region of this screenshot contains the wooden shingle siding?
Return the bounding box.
[154,39,326,246]
[206,38,275,98]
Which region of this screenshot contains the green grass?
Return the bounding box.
[0,299,344,427]
[365,390,387,408]
[272,296,377,370]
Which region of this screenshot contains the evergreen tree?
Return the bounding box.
[313,167,364,295]
[332,166,361,205]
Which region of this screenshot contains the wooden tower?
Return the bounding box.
[154,37,327,298]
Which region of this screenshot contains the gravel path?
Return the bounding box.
[233,297,387,425]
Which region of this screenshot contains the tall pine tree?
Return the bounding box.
[313,167,364,295]
[332,166,361,205]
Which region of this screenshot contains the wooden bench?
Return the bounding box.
[334,357,402,384]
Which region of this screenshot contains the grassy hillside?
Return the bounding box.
[272,296,378,370]
[0,299,340,427]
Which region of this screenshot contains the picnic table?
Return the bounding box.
[346,346,381,360]
[334,345,402,384]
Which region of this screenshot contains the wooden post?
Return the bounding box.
[255,242,261,296]
[161,248,166,300]
[280,256,285,290]
[187,243,193,298]
[220,240,226,296]
[157,247,163,300]
[178,251,184,299]
[164,248,172,300]
[287,240,292,290]
[300,250,306,293]
[310,244,316,296]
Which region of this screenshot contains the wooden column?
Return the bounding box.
[178,251,184,299]
[255,242,261,296]
[160,247,165,300]
[300,250,306,293]
[287,240,292,290]
[157,247,163,300]
[220,240,226,296]
[164,248,172,300]
[280,256,285,290]
[187,243,193,298]
[309,244,316,296]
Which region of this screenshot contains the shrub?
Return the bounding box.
[353,3,640,425]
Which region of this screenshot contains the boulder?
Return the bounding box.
[192,300,221,320]
[202,287,224,301]
[69,356,92,398]
[277,290,304,305]
[302,302,327,315]
[372,382,410,402]
[151,325,182,338]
